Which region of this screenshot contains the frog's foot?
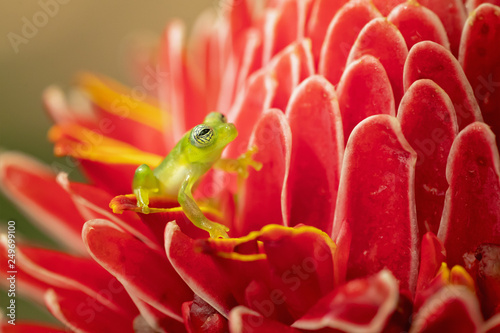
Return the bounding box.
[204,221,230,239]
[134,188,152,214]
[237,145,263,178]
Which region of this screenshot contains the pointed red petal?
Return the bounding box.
[45,288,135,333]
[226,69,277,159]
[0,236,51,304]
[229,306,300,333]
[318,0,382,85]
[262,1,299,64]
[293,270,399,332]
[404,41,483,130]
[387,2,451,51]
[306,0,349,65]
[285,75,343,234]
[398,79,458,236]
[57,174,160,251]
[437,122,500,268]
[0,152,87,254]
[13,243,137,318]
[83,219,193,321]
[459,4,500,148]
[236,109,291,236]
[337,55,395,143]
[416,232,447,297]
[411,286,484,332]
[333,115,419,294]
[418,0,467,56]
[159,21,188,141]
[269,40,314,111]
[347,17,408,106]
[227,0,252,45]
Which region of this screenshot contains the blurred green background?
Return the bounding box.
[0,0,213,324]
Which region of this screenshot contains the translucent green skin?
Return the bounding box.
[132,112,237,238]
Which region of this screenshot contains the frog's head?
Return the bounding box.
[187,112,237,162]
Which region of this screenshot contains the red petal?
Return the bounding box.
[57,174,160,251]
[0,152,87,254]
[337,55,395,143]
[217,29,262,114]
[404,41,483,130]
[416,232,447,298]
[229,306,300,333]
[333,115,419,294]
[293,270,399,332]
[129,293,186,332]
[83,219,193,321]
[13,243,137,318]
[225,69,277,159]
[45,288,134,333]
[159,21,188,141]
[463,244,500,318]
[306,0,349,65]
[437,122,500,268]
[387,2,451,51]
[467,0,500,11]
[244,279,294,324]
[346,17,408,106]
[0,236,51,304]
[318,0,382,85]
[485,314,500,333]
[78,159,138,195]
[371,0,405,15]
[262,1,299,64]
[227,0,252,45]
[269,40,314,111]
[182,295,228,333]
[285,75,344,234]
[411,286,484,332]
[418,0,467,56]
[236,109,291,236]
[256,225,339,320]
[459,4,500,148]
[165,222,238,316]
[398,79,458,236]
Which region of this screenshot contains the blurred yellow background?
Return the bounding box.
[0,0,212,323]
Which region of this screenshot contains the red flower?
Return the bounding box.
[1,0,500,332]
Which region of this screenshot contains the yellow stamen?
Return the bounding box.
[49,124,163,166]
[77,72,168,132]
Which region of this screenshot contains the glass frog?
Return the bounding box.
[132,112,262,238]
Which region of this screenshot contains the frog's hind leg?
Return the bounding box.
[178,174,229,239]
[133,164,159,214]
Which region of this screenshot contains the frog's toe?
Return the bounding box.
[208,223,230,239]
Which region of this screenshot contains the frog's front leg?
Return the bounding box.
[178,174,229,239]
[132,164,159,214]
[214,146,263,178]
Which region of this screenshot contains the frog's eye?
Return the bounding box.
[190,125,215,147]
[220,114,227,123]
